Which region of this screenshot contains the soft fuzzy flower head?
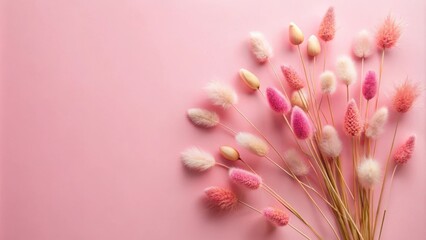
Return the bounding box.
[320,125,342,158]
[344,99,362,137]
[285,149,309,176]
[365,107,388,139]
[281,65,305,90]
[229,168,262,190]
[336,56,357,86]
[204,186,238,211]
[391,80,420,113]
[235,132,269,157]
[291,90,309,111]
[181,147,216,171]
[263,207,290,226]
[187,108,219,128]
[320,70,337,94]
[205,81,238,109]
[291,106,313,140]
[393,135,416,165]
[266,87,291,114]
[362,71,377,100]
[219,146,240,161]
[249,31,273,63]
[376,15,401,50]
[318,7,335,42]
[357,159,381,189]
[239,68,260,90]
[307,35,321,57]
[352,30,374,58]
[289,22,304,45]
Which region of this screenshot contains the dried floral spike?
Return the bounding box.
[392,80,419,113]
[239,68,260,90]
[376,15,401,50]
[229,168,262,190]
[357,158,381,189]
[307,35,321,57]
[353,30,373,58]
[365,107,388,139]
[291,90,309,111]
[393,135,416,165]
[235,132,269,157]
[266,87,291,114]
[204,186,238,211]
[320,125,342,158]
[362,71,377,100]
[181,147,216,171]
[281,65,305,90]
[320,70,337,94]
[205,81,238,108]
[187,108,219,128]
[291,106,312,140]
[263,207,290,226]
[285,149,309,176]
[249,31,273,63]
[220,146,240,161]
[336,56,357,86]
[289,22,304,45]
[318,7,335,42]
[344,99,362,137]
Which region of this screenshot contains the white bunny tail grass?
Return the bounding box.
[365,107,389,139]
[357,158,381,189]
[187,108,219,128]
[320,125,342,158]
[249,31,273,63]
[352,30,374,59]
[235,132,269,157]
[285,149,309,176]
[320,71,337,94]
[205,81,238,108]
[336,55,357,86]
[181,147,216,171]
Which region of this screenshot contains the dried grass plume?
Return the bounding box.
[236,132,269,157]
[205,81,238,108]
[181,147,216,171]
[249,31,273,63]
[187,108,219,128]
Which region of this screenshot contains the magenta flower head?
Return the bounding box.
[362,71,377,100]
[281,65,305,90]
[291,106,312,140]
[229,168,262,190]
[344,99,362,137]
[393,135,416,165]
[263,207,290,227]
[204,186,238,211]
[266,87,291,114]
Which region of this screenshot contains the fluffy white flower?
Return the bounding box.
[205,81,238,108]
[357,158,381,189]
[352,30,373,58]
[285,149,309,176]
[365,107,388,139]
[320,71,337,94]
[235,132,269,157]
[320,125,342,158]
[181,147,216,171]
[336,56,357,86]
[249,32,273,63]
[187,108,219,128]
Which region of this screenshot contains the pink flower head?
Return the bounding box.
[266,87,291,114]
[344,99,362,137]
[376,15,401,50]
[229,168,262,190]
[281,65,305,90]
[204,186,238,211]
[263,207,290,226]
[393,136,415,165]
[291,106,312,140]
[392,80,420,113]
[318,7,335,42]
[362,71,377,100]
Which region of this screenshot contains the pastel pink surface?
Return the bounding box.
[0,1,425,240]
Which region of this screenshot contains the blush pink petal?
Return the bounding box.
[263,207,290,226]
[229,168,262,190]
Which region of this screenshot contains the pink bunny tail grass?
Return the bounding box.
[376,15,401,50]
[266,87,291,114]
[344,99,362,137]
[281,65,305,91]
[336,56,357,86]
[318,7,335,42]
[365,107,388,139]
[249,31,273,63]
[393,135,416,165]
[352,30,374,58]
[320,125,342,158]
[392,80,420,113]
[204,186,238,211]
[291,106,313,140]
[362,71,377,100]
[285,149,309,176]
[263,207,290,226]
[229,168,262,190]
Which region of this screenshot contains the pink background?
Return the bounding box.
[1,0,425,239]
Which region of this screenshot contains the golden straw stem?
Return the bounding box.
[374,50,385,111]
